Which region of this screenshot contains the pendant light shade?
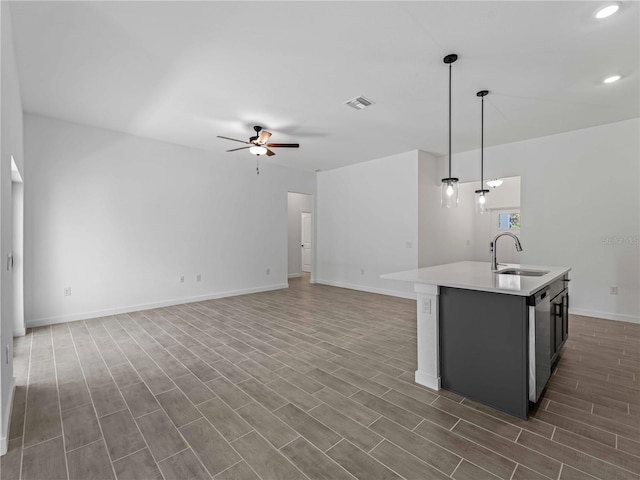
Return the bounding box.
[475,90,490,214]
[442,179,459,208]
[441,53,459,208]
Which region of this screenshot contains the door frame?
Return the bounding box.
[286,191,315,284]
[11,156,24,337]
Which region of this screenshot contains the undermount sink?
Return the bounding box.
[497,269,549,277]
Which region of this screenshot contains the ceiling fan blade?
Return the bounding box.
[266,143,300,148]
[217,136,251,145]
[266,148,276,156]
[257,131,272,144]
[226,146,251,152]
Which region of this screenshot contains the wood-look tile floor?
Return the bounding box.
[2,276,639,480]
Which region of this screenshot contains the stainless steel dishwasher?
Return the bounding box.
[528,287,551,402]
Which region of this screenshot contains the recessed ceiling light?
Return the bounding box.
[595,3,620,19]
[603,75,621,84]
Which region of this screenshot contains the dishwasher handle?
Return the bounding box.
[528,287,549,306]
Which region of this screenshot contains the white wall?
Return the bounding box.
[417,150,438,268]
[24,114,315,326]
[439,119,640,323]
[316,151,422,298]
[0,1,25,454]
[287,192,312,277]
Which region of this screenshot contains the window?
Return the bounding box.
[498,213,520,230]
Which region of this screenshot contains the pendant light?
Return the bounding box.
[475,90,490,214]
[441,53,459,208]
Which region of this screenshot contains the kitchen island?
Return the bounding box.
[382,261,571,419]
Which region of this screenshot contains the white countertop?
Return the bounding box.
[381,261,571,296]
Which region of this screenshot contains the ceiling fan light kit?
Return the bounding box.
[249,145,268,156]
[441,53,459,208]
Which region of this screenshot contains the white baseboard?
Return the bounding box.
[288,273,301,279]
[0,377,15,456]
[314,279,416,300]
[570,308,640,324]
[415,371,440,391]
[25,283,288,328]
[13,328,25,338]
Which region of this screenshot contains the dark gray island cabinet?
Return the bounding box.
[382,261,571,420]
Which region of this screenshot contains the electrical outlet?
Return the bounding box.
[610,285,618,295]
[64,287,72,297]
[179,276,185,283]
[422,298,431,314]
[196,274,202,282]
[406,241,412,248]
[266,268,270,275]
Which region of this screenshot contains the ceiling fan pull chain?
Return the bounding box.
[256,157,260,175]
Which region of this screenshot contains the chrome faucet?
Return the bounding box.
[491,232,523,271]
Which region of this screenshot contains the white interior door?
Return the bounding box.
[490,208,521,264]
[301,212,312,273]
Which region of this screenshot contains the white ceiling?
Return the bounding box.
[9,1,640,172]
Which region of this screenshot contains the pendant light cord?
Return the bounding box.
[480,94,484,186]
[448,62,452,179]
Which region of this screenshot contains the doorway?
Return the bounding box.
[287,192,312,282]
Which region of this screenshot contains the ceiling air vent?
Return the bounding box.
[345,95,375,110]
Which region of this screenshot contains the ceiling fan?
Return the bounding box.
[217,126,299,157]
